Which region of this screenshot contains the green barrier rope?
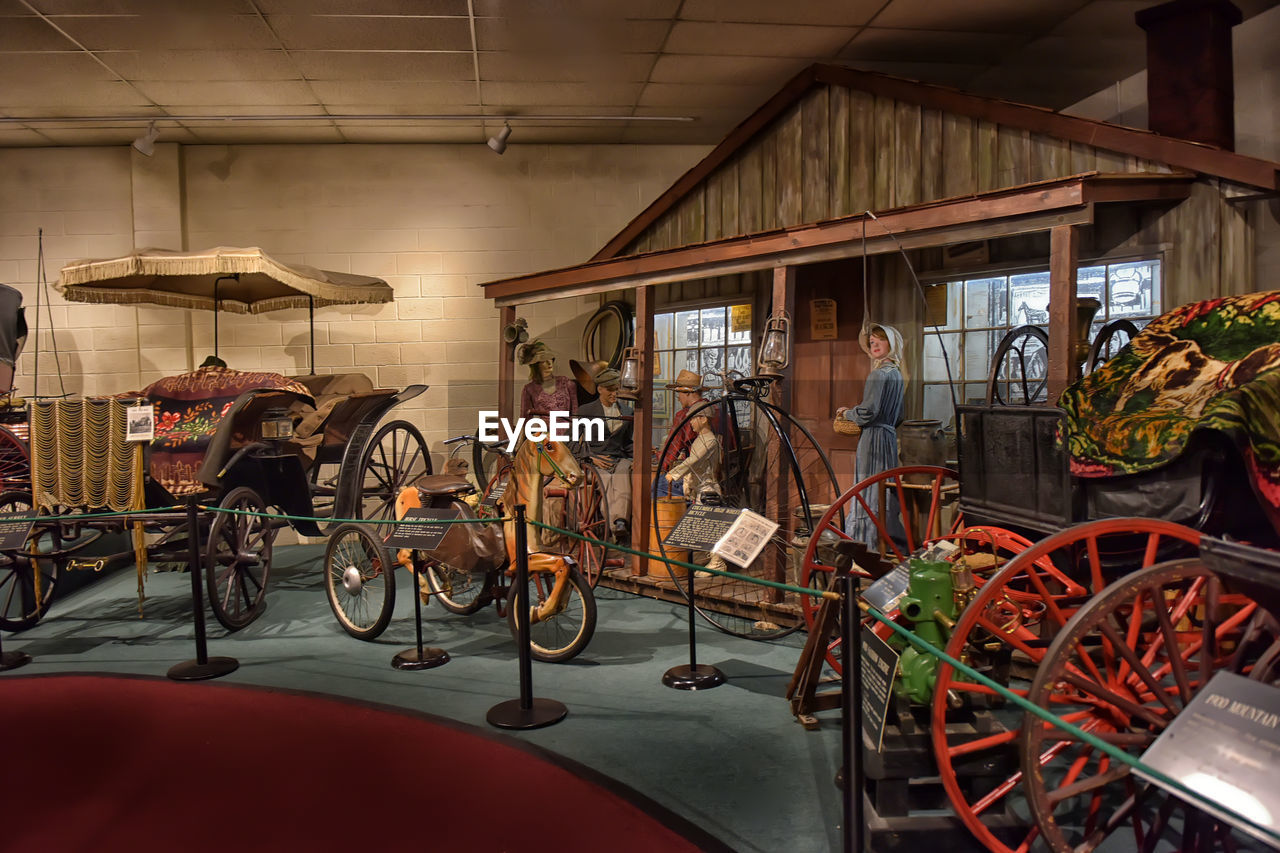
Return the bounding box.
[861,603,1280,846]
[206,506,510,526]
[1,505,186,523]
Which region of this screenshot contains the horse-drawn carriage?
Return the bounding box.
[801,290,1280,851]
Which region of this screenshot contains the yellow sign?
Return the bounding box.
[810,299,838,340]
[730,304,752,334]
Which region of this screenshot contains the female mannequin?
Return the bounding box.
[518,340,578,417]
[837,323,906,549]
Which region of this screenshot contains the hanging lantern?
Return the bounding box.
[757,311,792,379]
[618,346,642,400]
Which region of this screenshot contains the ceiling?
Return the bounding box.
[1,0,1276,148]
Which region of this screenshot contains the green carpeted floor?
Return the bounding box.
[4,547,845,853]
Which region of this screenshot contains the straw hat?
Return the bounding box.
[570,358,608,393]
[665,368,707,392]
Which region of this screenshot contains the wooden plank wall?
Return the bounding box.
[624,84,1176,257]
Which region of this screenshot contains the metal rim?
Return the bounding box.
[324,522,396,640]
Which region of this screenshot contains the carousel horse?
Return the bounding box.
[394,436,582,624]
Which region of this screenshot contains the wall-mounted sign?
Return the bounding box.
[810,299,837,340]
[730,304,752,334]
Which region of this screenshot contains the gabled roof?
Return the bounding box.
[592,63,1280,262]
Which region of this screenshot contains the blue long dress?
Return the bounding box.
[844,363,905,549]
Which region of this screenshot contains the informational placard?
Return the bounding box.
[861,562,909,614]
[729,303,753,334]
[712,508,780,568]
[0,512,34,550]
[861,625,900,752]
[126,404,154,442]
[480,478,508,509]
[810,298,838,340]
[1135,671,1280,846]
[384,508,456,551]
[663,504,740,551]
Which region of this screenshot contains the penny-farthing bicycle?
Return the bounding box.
[652,373,841,641]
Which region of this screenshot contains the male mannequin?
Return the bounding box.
[575,367,634,543]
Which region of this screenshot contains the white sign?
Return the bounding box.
[126,404,154,442]
[712,508,779,568]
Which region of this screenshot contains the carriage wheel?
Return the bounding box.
[357,420,429,522]
[656,396,841,641]
[0,426,29,491]
[0,490,57,631]
[1083,319,1140,375]
[205,486,275,631]
[324,523,396,640]
[423,497,495,615]
[559,462,613,588]
[505,565,597,663]
[1020,558,1259,852]
[986,325,1049,405]
[931,518,1202,853]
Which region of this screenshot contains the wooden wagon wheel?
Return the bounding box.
[986,325,1049,405]
[0,490,56,631]
[1083,319,1140,376]
[205,486,275,631]
[557,462,613,588]
[1020,558,1261,852]
[930,518,1202,853]
[356,420,429,522]
[800,465,960,670]
[0,426,29,492]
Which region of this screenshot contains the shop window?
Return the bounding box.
[652,302,753,441]
[922,259,1162,421]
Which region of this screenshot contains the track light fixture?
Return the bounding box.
[487,122,512,155]
[131,121,159,156]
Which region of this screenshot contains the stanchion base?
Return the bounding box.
[486,697,568,730]
[167,656,239,681]
[392,647,450,670]
[0,649,31,672]
[662,663,726,690]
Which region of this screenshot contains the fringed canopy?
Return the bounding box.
[56,246,393,314]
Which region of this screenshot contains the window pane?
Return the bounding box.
[1009,271,1050,326]
[963,383,988,407]
[1109,261,1157,317]
[700,307,726,346]
[964,277,1007,329]
[1077,265,1106,307]
[676,310,699,347]
[727,345,752,377]
[699,347,724,378]
[654,313,673,351]
[964,328,1003,383]
[923,331,960,383]
[674,348,699,375]
[653,350,672,386]
[923,384,955,424]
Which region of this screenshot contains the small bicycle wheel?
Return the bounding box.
[424,497,495,616]
[357,420,429,522]
[205,486,275,631]
[560,462,612,588]
[0,490,56,631]
[324,523,396,640]
[506,565,597,663]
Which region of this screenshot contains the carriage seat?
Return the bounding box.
[411,473,475,498]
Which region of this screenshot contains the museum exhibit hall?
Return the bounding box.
[2,1,1280,850]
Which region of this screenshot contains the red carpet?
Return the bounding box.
[1,674,721,853]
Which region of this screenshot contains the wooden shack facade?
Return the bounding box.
[481,63,1279,619]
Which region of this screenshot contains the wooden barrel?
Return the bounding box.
[648,497,689,579]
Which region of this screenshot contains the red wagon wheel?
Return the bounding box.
[1020,558,1261,852]
[800,465,960,673]
[0,425,30,491]
[931,517,1203,853]
[558,463,613,588]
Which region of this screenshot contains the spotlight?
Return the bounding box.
[486,122,512,155]
[132,121,159,156]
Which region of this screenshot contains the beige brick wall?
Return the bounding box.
[0,141,705,475]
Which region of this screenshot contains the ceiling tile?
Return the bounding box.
[309,80,477,106]
[664,21,857,57]
[843,28,1024,63]
[255,0,468,13]
[1000,35,1143,70]
[290,50,473,81]
[479,51,654,83]
[321,104,482,116]
[132,80,318,107]
[0,80,150,109]
[0,0,35,13]
[152,105,326,116]
[27,0,249,13]
[475,17,669,52]
[0,51,122,82]
[0,128,51,146]
[637,82,777,108]
[128,49,299,81]
[474,0,680,18]
[1049,1,1151,37]
[183,124,347,143]
[267,15,472,51]
[680,0,882,26]
[650,54,809,85]
[52,13,279,50]
[0,15,79,50]
[872,0,1087,33]
[338,124,480,142]
[481,81,644,108]
[839,61,985,88]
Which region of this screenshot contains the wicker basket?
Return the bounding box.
[832,417,860,436]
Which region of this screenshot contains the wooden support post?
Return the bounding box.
[769,266,797,598]
[1046,225,1078,404]
[630,286,654,576]
[498,305,515,425]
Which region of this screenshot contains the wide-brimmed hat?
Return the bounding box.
[593,367,621,390]
[569,358,608,393]
[664,368,707,392]
[517,339,556,366]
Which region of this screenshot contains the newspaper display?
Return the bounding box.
[711,508,779,568]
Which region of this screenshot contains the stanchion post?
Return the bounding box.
[487,504,567,730]
[168,497,238,681]
[662,538,725,690]
[839,574,863,853]
[392,555,449,670]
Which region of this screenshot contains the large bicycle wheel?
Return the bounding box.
[654,393,841,641]
[0,490,56,631]
[324,522,396,640]
[205,486,275,631]
[1021,558,1260,852]
[505,565,596,663]
[356,420,429,522]
[423,497,495,616]
[560,462,612,588]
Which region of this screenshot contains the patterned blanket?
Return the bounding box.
[143,366,311,495]
[1060,291,1280,530]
